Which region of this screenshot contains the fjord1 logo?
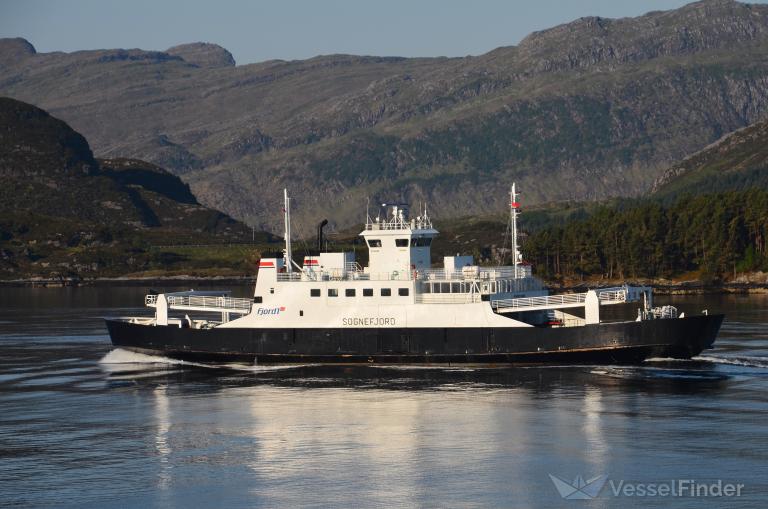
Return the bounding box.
[257,306,286,315]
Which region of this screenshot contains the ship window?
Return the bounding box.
[422,283,431,294]
[310,289,320,297]
[381,288,391,297]
[413,237,432,247]
[395,238,409,247]
[300,310,304,317]
[433,283,441,293]
[346,288,356,297]
[328,289,338,297]
[367,239,382,248]
[398,288,409,296]
[363,288,373,297]
[440,282,450,293]
[451,282,461,293]
[270,288,274,294]
[254,296,263,303]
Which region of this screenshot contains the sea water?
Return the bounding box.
[0,287,766,508]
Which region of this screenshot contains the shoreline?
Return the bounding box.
[0,275,257,288]
[556,282,768,295]
[2,275,767,294]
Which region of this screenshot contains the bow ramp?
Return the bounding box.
[145,291,253,325]
[491,286,651,324]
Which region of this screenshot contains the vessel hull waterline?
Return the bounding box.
[106,314,723,365]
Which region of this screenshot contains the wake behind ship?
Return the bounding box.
[106,186,723,365]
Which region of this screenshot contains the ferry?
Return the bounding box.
[105,186,723,365]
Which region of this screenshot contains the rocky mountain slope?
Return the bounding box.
[651,116,768,198]
[3,0,768,234]
[0,97,258,278]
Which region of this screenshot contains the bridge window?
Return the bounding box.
[363,288,373,297]
[398,288,409,296]
[345,288,356,297]
[367,239,382,248]
[328,289,338,297]
[381,288,391,297]
[395,238,409,247]
[451,282,461,293]
[413,237,432,247]
[310,289,320,297]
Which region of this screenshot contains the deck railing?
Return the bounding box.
[364,219,433,231]
[275,265,532,283]
[491,287,631,313]
[415,293,482,304]
[491,293,587,311]
[167,295,252,311]
[145,294,252,313]
[598,289,627,302]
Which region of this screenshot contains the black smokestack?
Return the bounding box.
[317,219,328,252]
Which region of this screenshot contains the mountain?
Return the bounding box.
[3,0,768,234]
[520,111,768,281]
[0,97,260,279]
[0,96,246,231]
[165,43,236,68]
[651,117,768,198]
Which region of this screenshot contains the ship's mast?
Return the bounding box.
[510,183,520,279]
[283,188,293,274]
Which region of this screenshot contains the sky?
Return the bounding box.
[1,0,767,65]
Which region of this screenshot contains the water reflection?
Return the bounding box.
[582,387,607,475]
[110,363,730,507]
[153,385,171,490]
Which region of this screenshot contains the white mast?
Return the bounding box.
[510,183,520,279]
[283,189,293,274]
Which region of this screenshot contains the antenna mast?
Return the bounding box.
[283,189,293,274]
[510,183,520,279]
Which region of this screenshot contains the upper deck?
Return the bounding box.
[276,264,532,283]
[258,189,545,298]
[274,263,544,298]
[362,203,435,232]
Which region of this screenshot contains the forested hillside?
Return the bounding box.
[0,97,269,280]
[523,191,768,281]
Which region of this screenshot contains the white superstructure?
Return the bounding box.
[140,185,659,331]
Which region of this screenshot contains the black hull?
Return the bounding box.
[105,314,723,365]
